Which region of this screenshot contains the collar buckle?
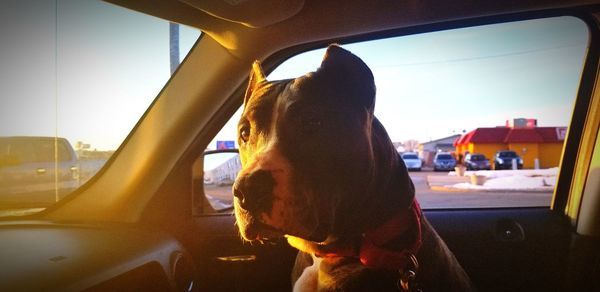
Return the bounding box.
[398,253,421,292]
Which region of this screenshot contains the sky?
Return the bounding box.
[266,17,588,143]
[0,0,200,151]
[0,1,589,151]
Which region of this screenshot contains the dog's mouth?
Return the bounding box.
[236,207,327,243]
[244,220,327,244]
[235,206,285,241]
[245,221,286,242]
[232,171,326,242]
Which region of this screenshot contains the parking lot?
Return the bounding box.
[203,168,554,211]
[409,169,553,209]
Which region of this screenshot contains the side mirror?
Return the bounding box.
[201,149,240,212]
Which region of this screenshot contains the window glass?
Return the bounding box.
[57,142,73,162]
[6,140,36,163]
[32,140,56,163]
[403,154,419,160]
[471,155,484,161]
[437,154,453,160]
[0,0,201,216]
[200,16,588,212]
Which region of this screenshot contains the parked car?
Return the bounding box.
[464,153,491,170]
[0,136,79,206]
[494,150,524,170]
[400,152,422,171]
[433,152,457,171]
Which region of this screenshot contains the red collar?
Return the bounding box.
[316,200,423,270]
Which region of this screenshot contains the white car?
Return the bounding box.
[401,152,422,171]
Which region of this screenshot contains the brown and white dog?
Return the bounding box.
[233,45,475,291]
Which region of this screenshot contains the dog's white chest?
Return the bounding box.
[293,254,322,292]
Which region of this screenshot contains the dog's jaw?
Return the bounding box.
[286,235,332,255]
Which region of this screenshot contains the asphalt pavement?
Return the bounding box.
[409,170,553,209]
[205,169,553,210]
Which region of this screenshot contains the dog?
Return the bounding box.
[233,45,475,291]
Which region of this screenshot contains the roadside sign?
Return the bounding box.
[217,140,235,150]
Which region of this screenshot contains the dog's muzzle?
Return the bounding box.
[233,169,275,213]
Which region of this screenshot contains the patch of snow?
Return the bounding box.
[447,168,558,191]
[449,167,558,179]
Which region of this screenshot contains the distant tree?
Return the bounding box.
[403,139,420,152]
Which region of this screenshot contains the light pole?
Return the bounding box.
[169,22,180,75]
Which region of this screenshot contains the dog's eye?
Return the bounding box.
[239,126,251,143]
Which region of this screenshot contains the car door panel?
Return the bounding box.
[185,208,573,292]
[188,215,297,292]
[426,208,572,291]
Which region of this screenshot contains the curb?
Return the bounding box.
[429,185,553,193]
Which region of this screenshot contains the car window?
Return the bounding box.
[198,16,588,212]
[499,151,518,158]
[470,155,485,161]
[0,1,201,216]
[1,140,35,163]
[403,154,419,160]
[56,141,73,162]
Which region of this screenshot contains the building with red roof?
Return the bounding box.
[455,119,567,169]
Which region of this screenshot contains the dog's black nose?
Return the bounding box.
[233,169,275,212]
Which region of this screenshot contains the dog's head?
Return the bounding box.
[233,45,413,246]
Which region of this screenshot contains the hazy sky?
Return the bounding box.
[211,16,588,148]
[0,1,589,151]
[0,0,199,150]
[268,17,588,142]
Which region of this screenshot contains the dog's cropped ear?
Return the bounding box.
[243,61,266,106]
[317,45,376,112]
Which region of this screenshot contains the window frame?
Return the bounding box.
[193,8,600,217]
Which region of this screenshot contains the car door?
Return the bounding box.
[393,11,599,292]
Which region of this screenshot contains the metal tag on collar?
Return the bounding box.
[398,254,421,292]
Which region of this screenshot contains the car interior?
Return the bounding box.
[1,0,600,291]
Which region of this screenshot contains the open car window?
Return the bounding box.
[0,1,200,216]
[198,16,589,212]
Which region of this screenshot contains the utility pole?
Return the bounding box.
[169,22,180,75]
